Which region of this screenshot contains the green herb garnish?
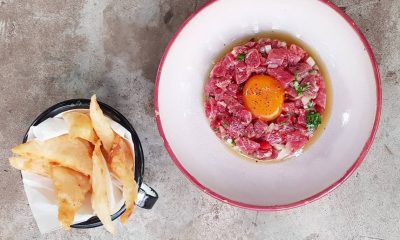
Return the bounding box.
[293,80,310,95]
[293,74,310,95]
[305,101,315,111]
[237,53,246,61]
[226,139,236,146]
[306,111,322,132]
[280,121,288,126]
[308,69,317,75]
[222,122,229,128]
[294,73,299,81]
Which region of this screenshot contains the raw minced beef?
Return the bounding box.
[205,37,327,160]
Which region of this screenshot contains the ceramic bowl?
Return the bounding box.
[155,0,381,210]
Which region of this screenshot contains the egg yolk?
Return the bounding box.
[243,75,284,122]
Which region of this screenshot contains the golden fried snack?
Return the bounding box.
[89,95,115,153]
[91,141,115,234]
[12,135,92,176]
[9,156,50,177]
[63,112,98,144]
[50,165,91,230]
[108,135,138,224]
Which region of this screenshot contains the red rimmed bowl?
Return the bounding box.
[155,0,381,210]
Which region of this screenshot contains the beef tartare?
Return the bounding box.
[205,37,327,160]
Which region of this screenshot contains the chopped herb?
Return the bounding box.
[226,139,236,146]
[237,53,246,61]
[280,122,288,126]
[306,111,322,131]
[305,101,315,111]
[293,80,310,96]
[222,122,229,128]
[308,69,317,75]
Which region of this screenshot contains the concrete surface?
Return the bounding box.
[0,0,399,239]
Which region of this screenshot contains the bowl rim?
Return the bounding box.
[154,0,382,211]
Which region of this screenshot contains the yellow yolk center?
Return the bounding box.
[243,75,284,122]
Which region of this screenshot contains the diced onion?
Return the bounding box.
[301,96,312,106]
[272,144,284,150]
[264,45,272,53]
[217,101,227,108]
[276,147,291,160]
[278,41,287,48]
[226,139,233,145]
[306,57,316,66]
[266,123,275,133]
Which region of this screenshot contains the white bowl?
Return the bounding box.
[155,0,381,210]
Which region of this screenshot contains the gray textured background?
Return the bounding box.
[0,0,399,239]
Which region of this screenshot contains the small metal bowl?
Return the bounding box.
[22,99,158,229]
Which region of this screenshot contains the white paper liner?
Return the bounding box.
[20,109,135,234]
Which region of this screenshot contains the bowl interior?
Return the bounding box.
[157,0,379,207]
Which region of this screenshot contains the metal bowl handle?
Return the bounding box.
[137,183,158,209]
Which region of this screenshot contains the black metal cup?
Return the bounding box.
[22,99,158,229]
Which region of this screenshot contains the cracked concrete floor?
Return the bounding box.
[0,0,399,239]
